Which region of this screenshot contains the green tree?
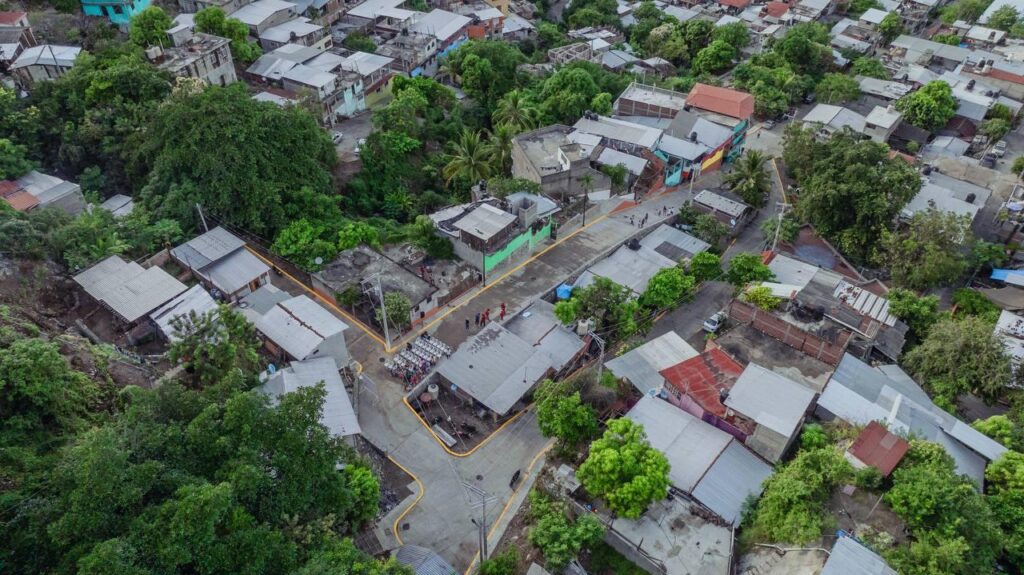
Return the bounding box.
[760,213,800,245]
[693,214,729,247]
[493,89,539,132]
[489,124,516,175]
[887,288,940,338]
[815,73,860,103]
[639,267,695,310]
[847,0,882,15]
[980,117,1011,141]
[851,57,890,78]
[904,315,1012,405]
[726,253,774,286]
[527,491,605,571]
[788,127,921,260]
[195,7,262,62]
[535,380,599,452]
[875,209,973,290]
[297,539,412,575]
[552,276,633,333]
[724,150,771,207]
[971,414,1017,447]
[129,6,173,47]
[896,80,957,131]
[774,23,832,76]
[688,251,722,282]
[712,21,751,49]
[988,5,1020,30]
[133,84,338,235]
[50,209,132,270]
[377,292,412,330]
[342,32,377,53]
[986,451,1024,492]
[0,137,35,180]
[0,338,99,438]
[932,32,962,45]
[940,0,990,22]
[272,218,340,271]
[445,40,524,110]
[169,305,261,388]
[749,446,852,543]
[743,285,782,310]
[443,129,494,184]
[337,220,381,250]
[479,549,519,575]
[951,288,1000,323]
[878,12,905,43]
[577,418,671,519]
[692,39,736,75]
[990,490,1024,568]
[538,66,605,124]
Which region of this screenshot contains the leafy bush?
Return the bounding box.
[854,466,884,490]
[743,285,782,310]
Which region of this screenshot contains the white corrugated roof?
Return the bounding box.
[452,203,516,241]
[150,284,218,341]
[605,331,698,394]
[73,256,187,323]
[725,363,815,438]
[260,357,361,436]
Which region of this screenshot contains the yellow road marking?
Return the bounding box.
[462,442,554,575]
[389,454,425,546]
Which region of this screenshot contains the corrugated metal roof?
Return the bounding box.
[821,354,1006,485]
[202,248,270,295]
[847,420,909,476]
[260,357,361,437]
[694,190,749,218]
[660,348,744,418]
[452,203,516,241]
[606,331,698,394]
[171,227,246,271]
[725,363,815,438]
[575,244,676,295]
[242,288,349,362]
[626,395,732,492]
[833,279,897,327]
[504,300,586,371]
[74,256,188,323]
[639,224,710,262]
[394,546,457,575]
[691,440,773,525]
[149,284,218,341]
[821,536,897,575]
[437,322,553,415]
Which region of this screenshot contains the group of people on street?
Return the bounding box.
[466,302,507,329]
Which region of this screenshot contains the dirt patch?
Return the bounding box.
[407,385,515,453]
[354,436,414,520]
[827,483,907,547]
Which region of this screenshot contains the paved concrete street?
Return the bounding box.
[340,145,781,571]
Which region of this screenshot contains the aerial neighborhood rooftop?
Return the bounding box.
[8,0,1024,571]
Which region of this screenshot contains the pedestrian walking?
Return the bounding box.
[465,318,470,330]
[475,312,480,326]
[500,303,506,321]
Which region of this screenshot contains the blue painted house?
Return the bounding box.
[82,0,151,26]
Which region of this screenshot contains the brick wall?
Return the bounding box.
[728,300,849,366]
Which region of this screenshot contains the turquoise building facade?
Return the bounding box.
[82,0,151,27]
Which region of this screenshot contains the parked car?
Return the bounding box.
[993,140,1008,157]
[331,131,344,145]
[354,138,366,154]
[764,119,776,130]
[981,153,997,168]
[802,93,816,104]
[703,311,727,334]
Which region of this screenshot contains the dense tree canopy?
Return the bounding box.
[577,418,670,519]
[896,81,957,131]
[875,209,975,290]
[785,125,921,260]
[132,84,339,235]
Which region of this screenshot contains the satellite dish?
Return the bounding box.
[314,256,324,265]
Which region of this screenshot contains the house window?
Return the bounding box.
[111,4,123,14]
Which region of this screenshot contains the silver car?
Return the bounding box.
[703,311,727,334]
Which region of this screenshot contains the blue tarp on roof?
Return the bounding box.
[991,269,1024,281]
[556,284,573,299]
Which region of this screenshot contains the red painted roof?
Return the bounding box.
[0,180,21,197]
[686,83,755,120]
[660,348,744,417]
[2,190,39,212]
[848,421,909,477]
[764,1,790,17]
[0,11,27,25]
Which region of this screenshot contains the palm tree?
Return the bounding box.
[723,150,771,208]
[443,129,494,184]
[487,124,515,176]
[493,90,539,133]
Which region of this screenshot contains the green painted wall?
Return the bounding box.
[483,218,552,273]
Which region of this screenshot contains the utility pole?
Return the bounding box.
[688,161,702,198]
[590,331,606,380]
[195,203,209,232]
[464,482,497,564]
[770,202,791,253]
[363,275,391,350]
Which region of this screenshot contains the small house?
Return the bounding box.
[240,284,351,367]
[258,357,361,438]
[171,227,271,302]
[73,255,188,325]
[845,420,910,477]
